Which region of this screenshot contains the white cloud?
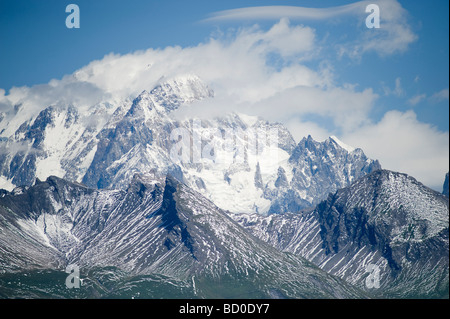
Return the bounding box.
[206,0,418,59]
[284,118,333,142]
[0,15,444,191]
[2,19,333,124]
[204,2,367,22]
[430,88,449,103]
[355,2,418,57]
[382,77,405,97]
[393,77,404,96]
[246,85,377,134]
[333,0,418,58]
[260,18,316,57]
[408,93,426,106]
[406,88,449,106]
[342,110,449,190]
[176,83,377,138]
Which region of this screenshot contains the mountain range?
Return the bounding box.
[0,74,381,215]
[231,169,449,298]
[0,174,366,298]
[0,75,448,299]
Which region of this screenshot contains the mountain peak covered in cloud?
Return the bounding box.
[0,1,448,190]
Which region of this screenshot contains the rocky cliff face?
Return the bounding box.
[266,135,381,214]
[232,170,449,298]
[0,174,365,299]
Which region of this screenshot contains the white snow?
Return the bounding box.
[183,124,291,214]
[36,156,65,180]
[0,175,15,191]
[16,218,55,249]
[330,136,355,153]
[237,113,258,127]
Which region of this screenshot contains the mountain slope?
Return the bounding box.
[232,169,449,298]
[1,75,380,215]
[0,174,366,298]
[267,135,381,214]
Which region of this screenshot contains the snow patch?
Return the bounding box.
[330,136,355,153]
[237,113,258,127]
[0,175,15,191]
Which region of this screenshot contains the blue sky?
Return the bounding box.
[0,0,448,189]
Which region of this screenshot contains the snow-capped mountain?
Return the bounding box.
[0,75,380,215]
[0,174,365,298]
[0,74,212,189]
[0,73,447,298]
[266,135,381,214]
[231,169,449,298]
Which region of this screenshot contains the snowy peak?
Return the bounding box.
[334,169,449,240]
[314,169,448,297]
[150,74,214,113]
[294,135,358,156]
[126,90,155,118]
[290,135,380,171]
[329,136,355,153]
[293,135,356,157]
[125,75,213,122]
[294,135,316,153]
[270,135,381,213]
[1,73,381,217]
[0,100,117,189]
[233,168,449,298]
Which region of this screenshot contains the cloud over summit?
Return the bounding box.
[0,1,447,190]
